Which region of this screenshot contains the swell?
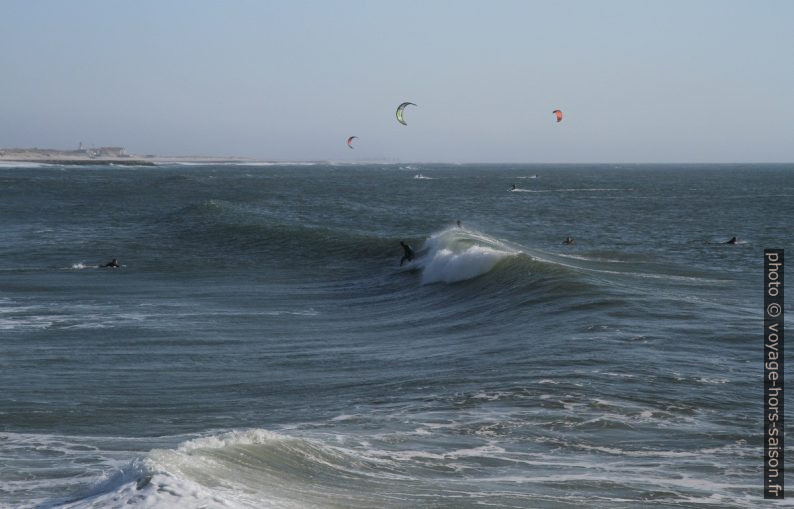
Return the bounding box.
[143,199,711,304]
[148,200,581,279]
[25,196,722,335]
[150,199,399,265]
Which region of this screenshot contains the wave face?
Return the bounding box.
[1,163,791,508]
[409,227,518,284]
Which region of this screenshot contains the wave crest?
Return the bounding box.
[415,228,518,284]
[57,429,400,508]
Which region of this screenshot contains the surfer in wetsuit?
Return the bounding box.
[400,241,415,266]
[100,258,120,268]
[563,237,575,245]
[511,184,516,191]
[725,236,738,244]
[457,220,462,228]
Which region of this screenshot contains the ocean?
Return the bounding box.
[0,163,791,508]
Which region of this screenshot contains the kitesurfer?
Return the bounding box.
[563,237,575,245]
[725,236,738,244]
[400,241,415,266]
[100,258,120,268]
[511,184,517,191]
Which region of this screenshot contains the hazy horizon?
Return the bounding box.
[1,0,792,163]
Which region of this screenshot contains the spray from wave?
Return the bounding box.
[411,228,519,284]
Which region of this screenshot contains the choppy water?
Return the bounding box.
[0,163,791,508]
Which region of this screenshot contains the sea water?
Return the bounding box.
[0,163,791,508]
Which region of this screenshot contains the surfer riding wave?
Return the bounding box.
[399,241,415,266]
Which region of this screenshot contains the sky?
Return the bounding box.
[1,0,792,162]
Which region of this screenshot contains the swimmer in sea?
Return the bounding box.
[400,241,415,266]
[100,258,120,268]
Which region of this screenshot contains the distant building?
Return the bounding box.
[93,147,129,157]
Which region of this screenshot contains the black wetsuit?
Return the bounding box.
[400,244,415,266]
[101,259,120,268]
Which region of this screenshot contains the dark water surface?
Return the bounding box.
[1,163,791,508]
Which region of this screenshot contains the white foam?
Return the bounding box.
[416,228,517,284]
[421,245,510,284]
[555,253,628,263]
[262,309,319,317]
[330,414,359,422]
[153,161,317,167]
[18,426,764,508]
[154,161,206,166]
[54,429,332,508]
[0,161,51,168]
[230,161,317,167]
[175,428,285,452]
[58,461,244,509]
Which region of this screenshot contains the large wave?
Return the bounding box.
[47,415,758,509]
[410,228,519,284]
[53,429,413,509]
[147,201,719,295]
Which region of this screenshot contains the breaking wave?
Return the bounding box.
[410,228,519,284]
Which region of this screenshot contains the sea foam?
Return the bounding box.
[415,228,517,284]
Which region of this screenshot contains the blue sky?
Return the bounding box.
[1,0,792,162]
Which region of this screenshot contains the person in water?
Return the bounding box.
[563,236,575,245]
[100,258,120,268]
[725,236,738,244]
[511,184,517,190]
[400,241,415,266]
[456,220,462,228]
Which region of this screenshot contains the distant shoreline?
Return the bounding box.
[2,150,791,166]
[0,148,260,167]
[1,158,158,166]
